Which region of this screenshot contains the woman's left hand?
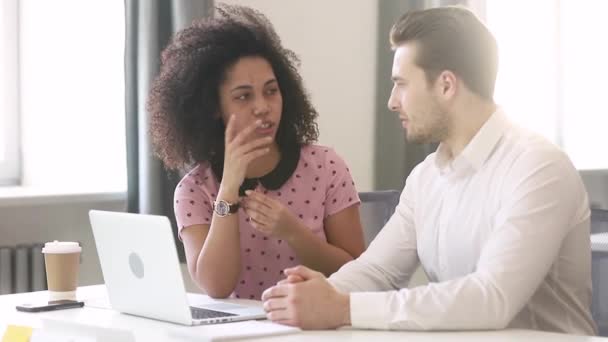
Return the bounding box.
[243,190,299,238]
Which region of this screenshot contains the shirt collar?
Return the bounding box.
[435,108,509,174]
[211,142,301,196]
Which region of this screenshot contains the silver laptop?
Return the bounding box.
[89,210,266,325]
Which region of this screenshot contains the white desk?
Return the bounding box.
[1,285,606,341]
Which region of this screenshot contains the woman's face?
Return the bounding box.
[218,56,283,142]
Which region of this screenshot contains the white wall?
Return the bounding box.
[221,0,378,191]
[0,196,126,286]
[0,194,209,293]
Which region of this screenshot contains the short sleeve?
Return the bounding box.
[323,148,360,218]
[174,169,214,239]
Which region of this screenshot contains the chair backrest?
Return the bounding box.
[358,190,400,247]
[591,208,608,336]
[592,209,608,234]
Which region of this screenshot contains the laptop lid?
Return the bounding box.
[89,210,266,326]
[89,210,194,325]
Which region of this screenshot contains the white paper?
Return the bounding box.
[169,320,300,341]
[30,330,97,342]
[41,318,135,342]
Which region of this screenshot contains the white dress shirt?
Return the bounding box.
[329,109,597,335]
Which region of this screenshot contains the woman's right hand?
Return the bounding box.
[221,115,273,195]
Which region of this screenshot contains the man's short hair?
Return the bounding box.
[390,6,498,100]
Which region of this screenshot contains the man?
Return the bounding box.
[261,6,597,335]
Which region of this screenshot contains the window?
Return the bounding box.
[0,0,20,185]
[1,0,126,192]
[484,0,608,170]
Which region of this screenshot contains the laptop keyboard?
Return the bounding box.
[190,306,238,320]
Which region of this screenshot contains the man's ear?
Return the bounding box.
[437,70,457,99]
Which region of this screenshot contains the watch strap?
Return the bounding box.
[227,201,240,213]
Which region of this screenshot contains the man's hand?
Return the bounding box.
[261,266,351,330]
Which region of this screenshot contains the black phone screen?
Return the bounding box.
[16,299,84,312]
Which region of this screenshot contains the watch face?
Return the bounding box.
[215,200,229,216]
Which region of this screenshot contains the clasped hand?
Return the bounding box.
[261,266,351,329]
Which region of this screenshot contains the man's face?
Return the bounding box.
[387,43,450,144]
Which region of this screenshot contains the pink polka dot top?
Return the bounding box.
[174,144,360,299]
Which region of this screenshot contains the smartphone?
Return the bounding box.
[16,299,84,312]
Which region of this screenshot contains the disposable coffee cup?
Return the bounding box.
[42,241,81,300]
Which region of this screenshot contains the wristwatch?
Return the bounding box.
[213,199,240,217]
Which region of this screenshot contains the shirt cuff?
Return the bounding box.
[350,292,393,330]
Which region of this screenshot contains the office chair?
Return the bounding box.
[358,190,401,247]
[591,208,608,336]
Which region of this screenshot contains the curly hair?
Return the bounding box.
[147,4,319,172]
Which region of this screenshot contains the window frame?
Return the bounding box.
[0,0,21,186]
[483,0,608,170]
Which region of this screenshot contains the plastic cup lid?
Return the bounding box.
[42,241,81,254]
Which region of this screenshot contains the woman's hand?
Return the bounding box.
[221,115,273,193]
[243,190,300,239]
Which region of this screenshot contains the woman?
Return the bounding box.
[147,4,364,300]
